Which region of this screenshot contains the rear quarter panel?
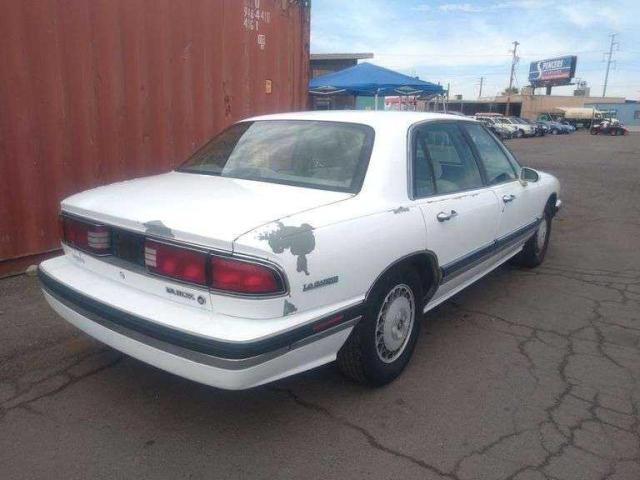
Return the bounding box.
[233,202,428,318]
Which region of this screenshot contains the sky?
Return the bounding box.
[310,0,640,100]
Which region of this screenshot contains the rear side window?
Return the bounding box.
[179,120,375,193]
[462,123,518,185]
[412,122,484,196]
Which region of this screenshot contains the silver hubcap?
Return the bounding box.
[536,218,548,251]
[375,284,415,363]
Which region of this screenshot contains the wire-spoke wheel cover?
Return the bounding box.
[375,284,415,363]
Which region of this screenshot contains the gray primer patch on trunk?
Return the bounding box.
[258,222,315,276]
[283,300,298,316]
[144,220,175,238]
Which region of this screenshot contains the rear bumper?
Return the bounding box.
[39,266,361,390]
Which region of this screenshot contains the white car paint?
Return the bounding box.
[62,171,352,252]
[39,111,561,390]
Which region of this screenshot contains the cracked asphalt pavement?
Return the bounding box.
[1,132,639,480]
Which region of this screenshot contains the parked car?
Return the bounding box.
[39,112,561,390]
[516,117,545,137]
[538,120,569,135]
[504,117,537,138]
[590,120,628,136]
[475,114,519,138]
[476,116,513,140]
[536,122,550,136]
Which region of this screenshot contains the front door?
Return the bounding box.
[410,122,501,293]
[461,122,540,247]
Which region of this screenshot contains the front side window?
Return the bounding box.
[463,123,518,185]
[178,120,375,193]
[412,122,483,196]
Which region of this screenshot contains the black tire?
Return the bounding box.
[337,267,423,386]
[610,128,618,136]
[590,127,598,135]
[551,129,559,135]
[516,129,524,138]
[514,207,552,268]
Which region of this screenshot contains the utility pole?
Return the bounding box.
[602,33,618,97]
[478,77,484,99]
[505,40,519,116]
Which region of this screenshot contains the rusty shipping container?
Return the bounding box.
[0,0,310,276]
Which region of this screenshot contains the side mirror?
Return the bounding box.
[519,167,539,184]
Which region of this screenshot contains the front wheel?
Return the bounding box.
[513,208,552,268]
[337,268,423,386]
[551,129,559,135]
[590,128,598,135]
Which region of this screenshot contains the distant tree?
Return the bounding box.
[502,87,519,95]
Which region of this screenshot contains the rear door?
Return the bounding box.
[410,121,501,288]
[460,122,540,247]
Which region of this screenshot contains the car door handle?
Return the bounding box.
[437,210,458,222]
[502,194,516,203]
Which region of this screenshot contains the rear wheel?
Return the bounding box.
[551,128,559,135]
[515,129,524,138]
[590,127,598,135]
[337,268,423,386]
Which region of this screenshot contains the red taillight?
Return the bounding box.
[61,216,111,254]
[144,240,207,286]
[210,256,283,294]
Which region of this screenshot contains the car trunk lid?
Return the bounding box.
[62,171,352,251]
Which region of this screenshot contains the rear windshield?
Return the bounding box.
[178,120,375,193]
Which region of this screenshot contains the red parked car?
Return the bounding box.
[590,121,629,136]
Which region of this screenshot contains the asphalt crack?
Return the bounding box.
[270,386,460,480]
[0,349,123,419]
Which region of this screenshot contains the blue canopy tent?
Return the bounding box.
[309,62,445,110]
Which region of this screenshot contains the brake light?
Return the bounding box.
[144,240,207,285]
[210,256,283,294]
[61,216,111,254]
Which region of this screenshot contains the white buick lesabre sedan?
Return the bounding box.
[39,111,561,389]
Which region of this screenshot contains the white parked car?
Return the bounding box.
[39,112,561,390]
[474,115,519,138]
[497,117,535,138]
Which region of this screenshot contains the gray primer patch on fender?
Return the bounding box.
[258,222,315,275]
[283,300,298,316]
[392,206,410,214]
[144,220,175,238]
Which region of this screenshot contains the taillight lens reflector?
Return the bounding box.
[61,216,111,254]
[144,240,207,286]
[210,256,282,294]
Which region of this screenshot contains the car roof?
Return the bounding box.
[244,110,475,131]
